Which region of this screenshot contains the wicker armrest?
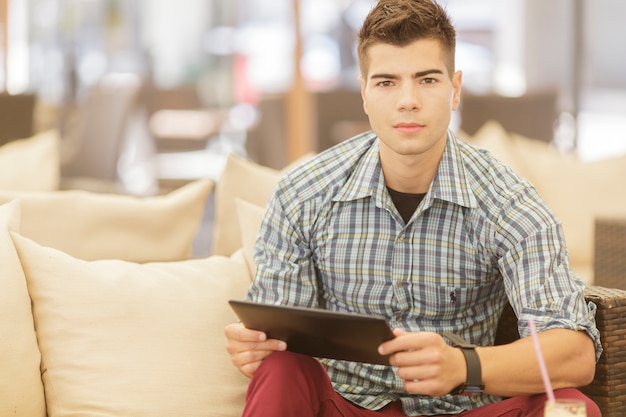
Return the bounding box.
[594,217,626,290]
[580,285,626,417]
[495,285,626,417]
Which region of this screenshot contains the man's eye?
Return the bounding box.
[377,80,394,87]
[421,78,437,84]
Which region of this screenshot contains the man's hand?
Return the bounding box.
[378,329,466,397]
[224,322,287,378]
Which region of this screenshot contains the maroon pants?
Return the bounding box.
[242,351,601,417]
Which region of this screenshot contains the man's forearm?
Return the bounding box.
[476,328,596,397]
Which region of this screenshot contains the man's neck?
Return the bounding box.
[379,148,443,194]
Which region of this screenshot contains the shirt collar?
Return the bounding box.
[428,131,478,209]
[332,138,385,204]
[333,130,478,209]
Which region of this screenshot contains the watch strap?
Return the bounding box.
[443,332,484,395]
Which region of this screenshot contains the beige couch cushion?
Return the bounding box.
[0,202,46,417]
[212,154,280,256]
[235,198,266,279]
[12,232,250,417]
[0,179,213,262]
[212,153,316,257]
[0,130,60,191]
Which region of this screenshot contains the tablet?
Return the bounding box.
[228,300,395,365]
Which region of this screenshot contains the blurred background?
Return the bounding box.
[1,0,625,195]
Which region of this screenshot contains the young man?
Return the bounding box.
[225,1,602,416]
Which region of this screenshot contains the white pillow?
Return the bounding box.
[0,130,60,191]
[0,179,213,262]
[12,232,251,417]
[0,201,46,417]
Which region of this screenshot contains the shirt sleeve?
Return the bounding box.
[494,186,603,361]
[245,176,320,308]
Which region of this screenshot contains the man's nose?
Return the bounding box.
[396,84,421,111]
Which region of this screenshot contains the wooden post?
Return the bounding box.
[0,0,7,92]
[285,0,315,162]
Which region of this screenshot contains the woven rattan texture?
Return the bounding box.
[496,286,626,417]
[581,286,626,417]
[594,218,626,290]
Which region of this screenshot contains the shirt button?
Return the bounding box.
[396,281,406,288]
[397,233,406,242]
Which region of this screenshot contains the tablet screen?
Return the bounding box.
[229,300,395,365]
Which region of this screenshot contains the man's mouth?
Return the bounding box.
[394,123,425,133]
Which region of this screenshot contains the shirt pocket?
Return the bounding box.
[411,279,503,335]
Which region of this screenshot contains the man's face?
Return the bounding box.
[359,39,462,162]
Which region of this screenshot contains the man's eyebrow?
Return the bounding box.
[369,69,444,80]
[369,73,399,80]
[413,69,444,78]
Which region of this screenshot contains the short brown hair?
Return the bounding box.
[357,0,456,77]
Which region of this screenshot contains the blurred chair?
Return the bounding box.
[144,83,223,153]
[148,108,224,153]
[247,90,370,169]
[315,89,370,151]
[459,90,558,142]
[60,74,143,189]
[594,217,626,290]
[0,93,36,146]
[144,83,203,116]
[245,95,289,170]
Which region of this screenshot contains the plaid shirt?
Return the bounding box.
[246,131,601,415]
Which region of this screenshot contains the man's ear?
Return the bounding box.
[359,75,369,115]
[451,70,463,111]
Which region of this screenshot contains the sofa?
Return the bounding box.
[1,126,625,417]
[0,131,290,417]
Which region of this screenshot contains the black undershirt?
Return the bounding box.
[387,187,427,224]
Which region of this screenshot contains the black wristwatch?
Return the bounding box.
[443,332,484,395]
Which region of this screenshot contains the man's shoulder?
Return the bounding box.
[454,135,506,169]
[454,135,531,192]
[451,134,553,224]
[279,131,377,201]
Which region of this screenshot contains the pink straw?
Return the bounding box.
[529,319,556,403]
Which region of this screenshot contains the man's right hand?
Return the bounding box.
[224,322,288,378]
